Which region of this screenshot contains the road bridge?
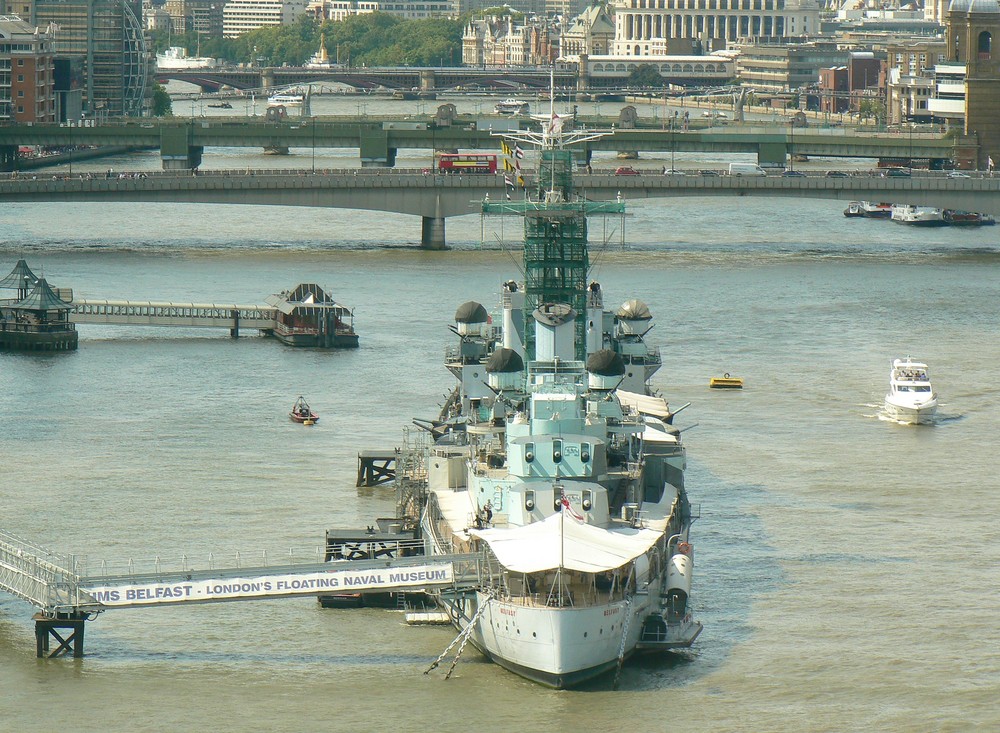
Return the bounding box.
[2,168,996,248]
[0,528,479,657]
[0,118,956,172]
[154,65,580,93]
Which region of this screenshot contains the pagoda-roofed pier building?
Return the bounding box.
[0,261,77,351]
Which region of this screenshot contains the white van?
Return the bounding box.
[728,163,767,177]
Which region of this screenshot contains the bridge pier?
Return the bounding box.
[34,611,87,658]
[421,216,446,250]
[758,142,786,168]
[359,127,397,167]
[421,192,447,249]
[0,144,18,172]
[230,309,239,338]
[160,123,204,170]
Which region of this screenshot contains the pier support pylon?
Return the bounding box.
[421,194,447,249]
[421,216,446,250]
[34,612,87,658]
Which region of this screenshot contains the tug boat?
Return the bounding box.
[405,95,702,688]
[884,358,937,425]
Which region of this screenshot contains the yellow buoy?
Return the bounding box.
[304,419,315,426]
[709,373,744,389]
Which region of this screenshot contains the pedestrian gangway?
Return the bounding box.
[70,298,278,334]
[0,529,481,657]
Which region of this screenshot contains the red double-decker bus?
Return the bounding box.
[436,153,498,174]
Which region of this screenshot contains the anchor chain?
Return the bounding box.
[424,589,495,679]
[612,596,634,690]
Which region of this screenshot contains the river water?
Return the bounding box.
[1,96,998,731]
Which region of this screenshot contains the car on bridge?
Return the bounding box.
[782,170,806,177]
[614,166,640,176]
[947,171,971,178]
[881,168,911,178]
[825,171,849,178]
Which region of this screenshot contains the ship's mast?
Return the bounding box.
[484,72,623,361]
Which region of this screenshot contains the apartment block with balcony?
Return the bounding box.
[926,61,967,123]
[737,41,848,92]
[884,39,947,124]
[0,14,56,122]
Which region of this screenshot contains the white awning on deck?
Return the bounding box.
[469,512,661,574]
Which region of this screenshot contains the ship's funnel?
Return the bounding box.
[586,348,625,390]
[455,300,489,337]
[533,303,576,362]
[501,281,525,358]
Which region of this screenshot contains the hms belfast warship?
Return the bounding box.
[325,100,702,688]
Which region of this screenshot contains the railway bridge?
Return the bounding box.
[0,118,956,173]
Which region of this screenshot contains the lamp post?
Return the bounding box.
[789,117,795,172]
[311,117,316,173]
[908,122,913,174]
[670,117,675,171]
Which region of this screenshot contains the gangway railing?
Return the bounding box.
[0,529,484,657]
[70,299,278,331]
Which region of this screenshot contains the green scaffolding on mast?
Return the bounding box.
[483,150,624,361]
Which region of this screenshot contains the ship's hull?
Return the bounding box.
[884,396,937,424]
[271,328,359,348]
[448,591,649,688]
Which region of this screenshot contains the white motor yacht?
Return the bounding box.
[884,357,937,424]
[494,98,530,115]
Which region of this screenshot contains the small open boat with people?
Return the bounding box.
[884,358,937,425]
[290,396,319,424]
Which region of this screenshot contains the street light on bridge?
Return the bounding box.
[788,116,795,172]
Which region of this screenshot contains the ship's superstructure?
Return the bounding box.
[398,106,701,688]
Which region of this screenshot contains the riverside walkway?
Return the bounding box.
[2,167,998,248]
[0,528,478,657]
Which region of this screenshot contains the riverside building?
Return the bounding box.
[610,0,822,56]
[0,15,56,123]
